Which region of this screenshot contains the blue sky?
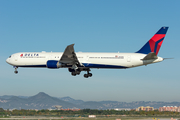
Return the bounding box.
[0,0,180,102]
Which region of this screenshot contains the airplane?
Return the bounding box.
[6,27,168,78]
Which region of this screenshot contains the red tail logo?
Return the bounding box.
[136,27,168,55]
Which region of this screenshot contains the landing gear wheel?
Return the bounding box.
[76,71,80,75]
[84,68,93,78]
[84,73,93,78]
[14,66,18,74]
[84,74,88,78]
[88,73,92,77]
[71,72,76,76]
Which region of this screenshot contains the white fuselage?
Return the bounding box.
[5,27,168,78]
[6,52,163,69]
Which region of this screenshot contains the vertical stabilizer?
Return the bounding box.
[136,27,168,55]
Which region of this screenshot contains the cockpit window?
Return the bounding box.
[9,56,11,58]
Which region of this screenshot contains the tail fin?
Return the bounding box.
[136,27,169,55]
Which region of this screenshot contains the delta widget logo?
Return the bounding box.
[20,53,39,57]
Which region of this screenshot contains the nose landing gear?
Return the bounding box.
[14,66,18,74]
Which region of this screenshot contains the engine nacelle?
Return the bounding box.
[46,60,65,69]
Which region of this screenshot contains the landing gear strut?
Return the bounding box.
[70,68,81,76]
[14,66,18,74]
[84,70,92,78]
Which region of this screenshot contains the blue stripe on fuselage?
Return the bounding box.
[82,63,128,69]
[17,64,128,69]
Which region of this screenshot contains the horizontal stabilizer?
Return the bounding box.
[141,52,157,60]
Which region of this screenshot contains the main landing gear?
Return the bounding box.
[69,68,81,76]
[69,68,93,78]
[14,66,18,74]
[71,71,81,76]
[84,70,92,78]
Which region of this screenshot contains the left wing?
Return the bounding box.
[59,44,91,77]
[59,44,80,67]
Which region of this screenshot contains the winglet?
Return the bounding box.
[136,27,169,55]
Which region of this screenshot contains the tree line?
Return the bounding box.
[0,108,180,117]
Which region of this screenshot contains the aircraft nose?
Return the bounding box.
[6,58,10,64]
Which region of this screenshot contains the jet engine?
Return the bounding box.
[46,60,65,68]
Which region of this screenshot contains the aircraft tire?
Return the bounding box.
[76,71,80,75]
[88,73,92,77]
[71,72,76,76]
[84,74,88,78]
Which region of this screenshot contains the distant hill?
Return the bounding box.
[81,101,105,109]
[0,92,79,110]
[0,95,29,99]
[1,92,180,110]
[0,95,14,99]
[59,96,84,105]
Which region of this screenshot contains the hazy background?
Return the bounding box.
[0,0,179,102]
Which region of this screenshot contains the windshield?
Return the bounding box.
[9,56,11,58]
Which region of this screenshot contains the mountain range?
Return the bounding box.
[0,92,180,110]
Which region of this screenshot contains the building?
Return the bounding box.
[159,106,180,112]
[136,106,154,111]
[88,115,96,118]
[61,108,80,111]
[114,108,131,111]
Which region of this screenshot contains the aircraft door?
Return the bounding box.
[14,55,18,62]
[83,55,89,63]
[48,54,53,60]
[86,56,89,61]
[127,56,131,62]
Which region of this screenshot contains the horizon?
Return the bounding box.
[0,92,179,103]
